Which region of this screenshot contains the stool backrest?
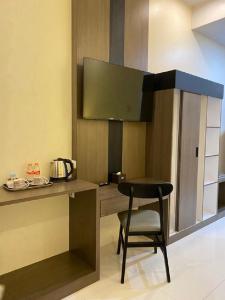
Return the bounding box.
[118,182,173,199]
[118,182,173,234]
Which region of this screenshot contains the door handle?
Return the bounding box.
[195,147,199,158]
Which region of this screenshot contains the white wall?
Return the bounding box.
[149,0,225,172]
[192,0,225,29]
[0,0,71,274]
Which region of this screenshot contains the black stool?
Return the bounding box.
[117,182,173,284]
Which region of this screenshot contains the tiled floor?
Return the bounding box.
[64,215,225,300]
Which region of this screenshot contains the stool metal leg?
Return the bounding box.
[121,243,127,283]
[117,225,123,255]
[121,229,129,284]
[154,236,157,254]
[161,245,171,283]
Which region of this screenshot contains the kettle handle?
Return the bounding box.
[63,159,74,178]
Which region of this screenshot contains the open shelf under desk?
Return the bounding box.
[0,180,99,300]
[0,251,95,300]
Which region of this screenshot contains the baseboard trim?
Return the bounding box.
[169,209,225,244]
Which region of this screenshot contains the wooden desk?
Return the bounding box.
[0,180,99,300]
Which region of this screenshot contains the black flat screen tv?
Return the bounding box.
[83,58,153,122]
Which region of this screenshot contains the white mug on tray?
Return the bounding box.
[7,178,29,189]
[30,177,49,186]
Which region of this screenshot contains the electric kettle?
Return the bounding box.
[50,158,75,181]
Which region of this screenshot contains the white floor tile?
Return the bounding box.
[64,216,225,300]
[204,280,225,300]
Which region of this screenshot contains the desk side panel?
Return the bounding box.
[69,188,99,275]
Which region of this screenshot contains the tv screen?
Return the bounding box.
[83,58,153,122]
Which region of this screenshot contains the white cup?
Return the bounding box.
[30,177,49,186]
[13,178,29,189]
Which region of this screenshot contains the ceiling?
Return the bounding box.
[194,17,225,46]
[183,0,209,6]
[182,0,225,47]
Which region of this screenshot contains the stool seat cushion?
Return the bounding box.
[118,209,160,232]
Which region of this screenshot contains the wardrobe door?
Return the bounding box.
[176,92,201,231]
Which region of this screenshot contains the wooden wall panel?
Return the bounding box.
[77,120,108,183]
[124,0,149,71]
[74,0,110,183]
[122,122,146,179]
[123,0,149,179]
[169,89,180,233]
[146,90,175,180]
[72,0,77,160]
[146,89,180,234]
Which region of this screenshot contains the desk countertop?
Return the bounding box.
[0,180,97,207]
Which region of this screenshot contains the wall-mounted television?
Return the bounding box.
[83,58,153,122]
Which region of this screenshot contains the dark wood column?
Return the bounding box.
[108,0,125,179]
